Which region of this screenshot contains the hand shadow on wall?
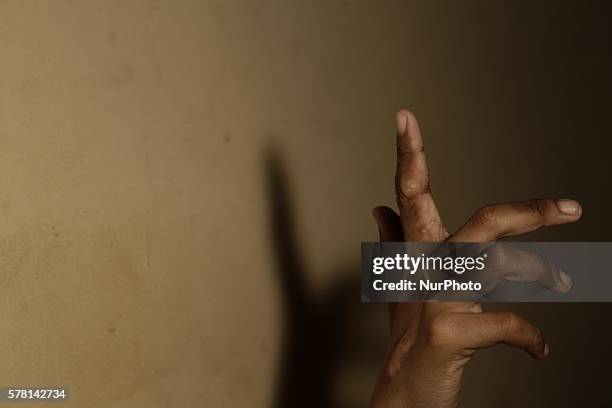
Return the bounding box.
[265,146,372,408]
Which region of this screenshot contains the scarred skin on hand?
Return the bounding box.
[369,110,582,408]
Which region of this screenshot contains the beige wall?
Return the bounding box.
[1,1,610,407]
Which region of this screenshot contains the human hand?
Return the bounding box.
[369,110,582,408]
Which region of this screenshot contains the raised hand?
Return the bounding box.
[369,110,582,408]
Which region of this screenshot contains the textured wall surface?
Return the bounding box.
[0,1,610,407]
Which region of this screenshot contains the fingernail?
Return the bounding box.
[543,343,550,357]
[396,111,408,136]
[555,199,581,215]
[560,271,572,289]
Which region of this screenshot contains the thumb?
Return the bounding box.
[372,206,404,242]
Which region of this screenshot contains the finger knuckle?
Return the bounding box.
[488,246,509,270]
[526,199,547,217]
[395,175,428,202]
[425,316,454,347]
[396,142,424,158]
[499,312,520,332]
[417,225,433,238]
[472,206,498,229]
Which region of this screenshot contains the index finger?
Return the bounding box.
[395,110,447,242]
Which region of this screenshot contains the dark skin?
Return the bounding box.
[369,110,582,408]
